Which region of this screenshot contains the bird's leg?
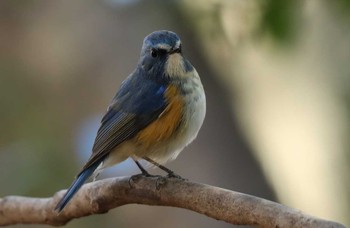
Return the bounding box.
[129,159,150,188]
[129,159,166,189]
[143,157,184,179]
[133,159,151,176]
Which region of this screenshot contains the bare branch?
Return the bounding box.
[0,176,345,227]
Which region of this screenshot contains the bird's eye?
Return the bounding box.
[151,49,158,58]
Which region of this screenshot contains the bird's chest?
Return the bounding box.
[135,84,184,147]
[157,76,206,162]
[134,74,206,162]
[179,77,206,145]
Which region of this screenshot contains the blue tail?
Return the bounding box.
[55,161,101,212]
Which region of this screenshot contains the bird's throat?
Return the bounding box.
[165,53,186,78]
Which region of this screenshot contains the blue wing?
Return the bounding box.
[84,70,168,170]
[55,69,168,212]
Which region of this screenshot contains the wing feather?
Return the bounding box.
[80,72,168,172]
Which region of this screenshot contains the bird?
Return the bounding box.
[55,30,206,212]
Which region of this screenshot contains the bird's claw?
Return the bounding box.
[166,172,186,180]
[129,173,166,188]
[129,174,142,188]
[155,176,167,190]
[128,172,151,188]
[128,171,186,190]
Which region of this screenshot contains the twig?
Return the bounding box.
[0,176,346,227]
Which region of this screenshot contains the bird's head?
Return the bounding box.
[139,30,193,81]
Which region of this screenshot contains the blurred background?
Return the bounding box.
[0,0,349,227]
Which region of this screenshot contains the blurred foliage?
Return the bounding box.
[260,0,301,44]
[260,0,350,44]
[1,0,350,227]
[334,0,350,13]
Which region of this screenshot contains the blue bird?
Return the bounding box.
[55,30,206,212]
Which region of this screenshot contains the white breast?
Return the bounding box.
[182,70,206,146]
[100,69,206,169]
[156,69,206,163]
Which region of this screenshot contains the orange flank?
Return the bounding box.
[136,85,184,148]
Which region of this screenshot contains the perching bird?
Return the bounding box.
[55,30,206,212]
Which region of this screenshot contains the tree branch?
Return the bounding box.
[0,176,345,227]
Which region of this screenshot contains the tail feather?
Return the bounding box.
[55,161,101,212]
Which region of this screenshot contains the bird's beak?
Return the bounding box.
[169,42,181,55]
[169,48,181,55]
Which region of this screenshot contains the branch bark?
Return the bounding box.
[0,176,346,227]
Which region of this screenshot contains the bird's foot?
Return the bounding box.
[155,172,188,189]
[128,170,186,189]
[166,171,187,180]
[155,176,167,190]
[128,172,163,188]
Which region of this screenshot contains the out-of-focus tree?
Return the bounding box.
[179,0,350,226]
[0,0,349,227]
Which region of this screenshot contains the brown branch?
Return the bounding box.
[0,176,346,227]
